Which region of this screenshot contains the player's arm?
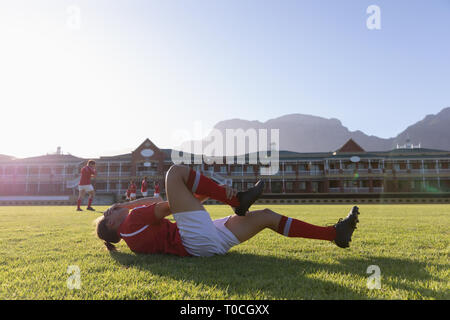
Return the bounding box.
[114,196,163,210]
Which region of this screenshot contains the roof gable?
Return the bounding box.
[337,139,365,153]
[132,138,166,161]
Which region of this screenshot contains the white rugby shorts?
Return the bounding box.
[78,184,94,192]
[173,210,240,257]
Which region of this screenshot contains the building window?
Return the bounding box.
[312,182,319,192]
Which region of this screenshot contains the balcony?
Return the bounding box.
[136,171,158,176]
[409,169,439,174]
[297,170,324,176]
[328,187,383,193]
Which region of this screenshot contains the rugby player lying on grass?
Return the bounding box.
[95,165,360,256]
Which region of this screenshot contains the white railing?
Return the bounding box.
[343,187,369,193]
[329,187,382,193]
[297,170,324,176]
[136,171,158,176]
[409,169,439,174]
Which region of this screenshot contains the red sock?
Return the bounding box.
[186,169,240,207]
[87,197,93,208]
[77,198,81,209]
[277,216,336,241]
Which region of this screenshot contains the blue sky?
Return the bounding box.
[0,0,449,158]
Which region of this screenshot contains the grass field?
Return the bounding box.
[0,204,448,300]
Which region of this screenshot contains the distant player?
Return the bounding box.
[77,160,97,212]
[128,181,137,201]
[154,181,160,198]
[141,177,148,197]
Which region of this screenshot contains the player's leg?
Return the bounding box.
[165,165,225,256]
[224,207,359,248]
[77,188,86,211]
[168,164,264,215]
[165,165,207,214]
[86,188,95,210]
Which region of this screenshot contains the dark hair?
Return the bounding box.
[96,216,120,251]
[87,160,96,166]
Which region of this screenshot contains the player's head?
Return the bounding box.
[95,206,128,251]
[87,160,96,167]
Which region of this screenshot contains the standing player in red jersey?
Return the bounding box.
[95,165,360,256]
[141,177,148,197]
[128,181,137,201]
[77,160,97,212]
[153,181,160,198]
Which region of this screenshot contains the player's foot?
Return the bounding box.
[86,207,95,211]
[333,206,360,248]
[234,180,265,216]
[76,208,83,212]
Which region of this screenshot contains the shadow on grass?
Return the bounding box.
[108,250,443,299]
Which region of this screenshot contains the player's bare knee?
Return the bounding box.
[261,208,281,229]
[166,165,188,186]
[167,164,184,177]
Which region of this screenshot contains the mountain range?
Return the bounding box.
[179,107,450,153]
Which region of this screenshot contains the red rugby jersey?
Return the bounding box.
[129,183,137,193]
[154,184,160,193]
[117,204,190,256]
[79,166,96,186]
[141,180,148,192]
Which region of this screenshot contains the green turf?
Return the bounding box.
[0,204,448,300]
